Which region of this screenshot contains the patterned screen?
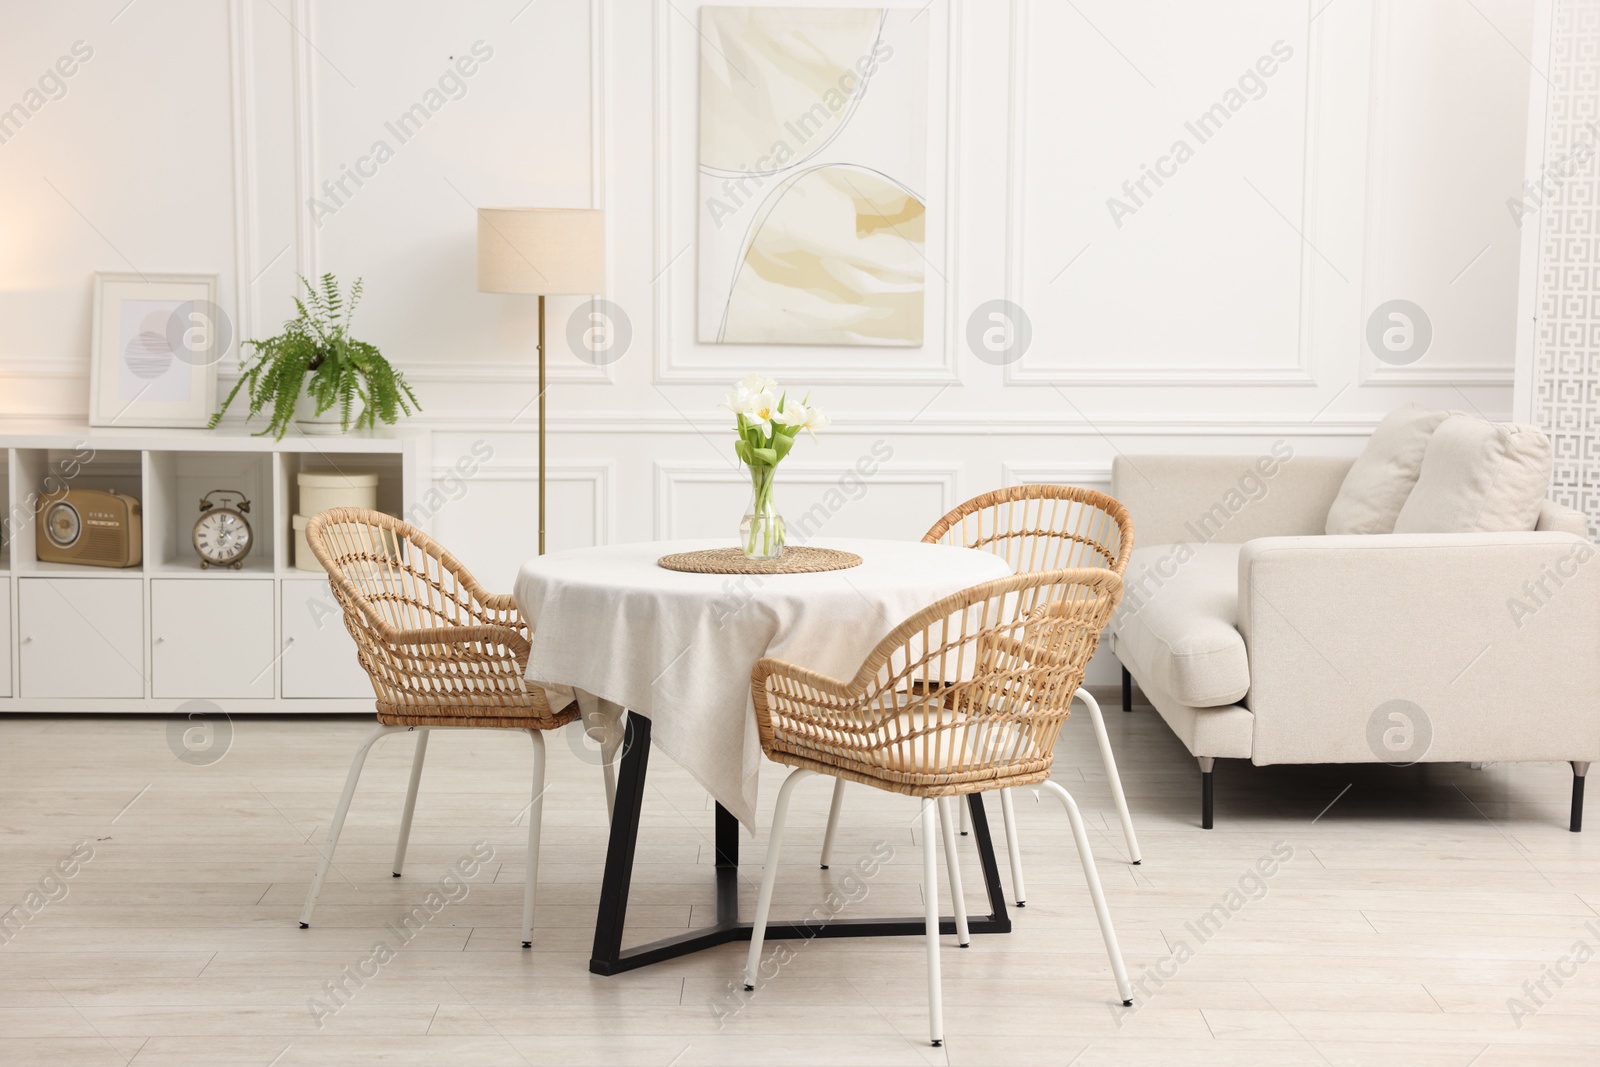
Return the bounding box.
[1532,0,1600,538]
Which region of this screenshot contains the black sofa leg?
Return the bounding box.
[1121,666,1132,712]
[1572,762,1589,833]
[1199,757,1215,829]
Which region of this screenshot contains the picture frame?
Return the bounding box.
[697,7,930,348]
[90,272,225,428]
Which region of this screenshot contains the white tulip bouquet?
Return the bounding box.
[724,374,829,559]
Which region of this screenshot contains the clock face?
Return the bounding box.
[194,508,252,564]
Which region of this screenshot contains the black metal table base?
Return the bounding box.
[589,714,1013,975]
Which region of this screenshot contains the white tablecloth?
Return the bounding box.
[513,538,1013,829]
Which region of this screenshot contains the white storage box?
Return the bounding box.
[292,514,322,572]
[298,471,378,517]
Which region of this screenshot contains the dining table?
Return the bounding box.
[513,536,1020,975]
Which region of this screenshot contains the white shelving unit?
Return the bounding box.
[0,423,430,713]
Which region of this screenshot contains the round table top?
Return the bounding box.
[513,538,1013,828]
[517,537,1012,603]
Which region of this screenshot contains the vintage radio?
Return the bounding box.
[36,489,142,568]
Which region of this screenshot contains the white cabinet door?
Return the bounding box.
[151,580,275,699]
[0,583,11,697]
[281,578,372,699]
[19,578,144,699]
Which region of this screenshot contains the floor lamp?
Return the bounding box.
[476,207,606,555]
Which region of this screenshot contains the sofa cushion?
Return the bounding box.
[1112,543,1248,708]
[1393,417,1553,534]
[1325,404,1450,535]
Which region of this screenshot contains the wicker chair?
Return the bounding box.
[819,485,1141,906]
[745,569,1135,1047]
[296,508,582,948]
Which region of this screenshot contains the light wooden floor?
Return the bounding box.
[0,698,1596,1066]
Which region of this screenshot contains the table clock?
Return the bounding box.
[193,489,253,569]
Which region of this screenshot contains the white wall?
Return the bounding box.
[0,0,1534,677]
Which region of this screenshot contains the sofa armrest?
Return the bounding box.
[1236,533,1600,765]
[1537,499,1592,539]
[1112,453,1355,548]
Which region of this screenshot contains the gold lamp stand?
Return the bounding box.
[476,208,606,555]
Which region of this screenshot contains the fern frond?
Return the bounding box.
[322,273,342,324]
[208,273,414,438]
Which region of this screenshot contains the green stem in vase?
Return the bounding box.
[748,463,774,556]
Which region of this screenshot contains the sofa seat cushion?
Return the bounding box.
[1111,543,1249,708]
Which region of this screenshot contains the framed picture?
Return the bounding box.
[90,272,226,427]
[697,7,929,347]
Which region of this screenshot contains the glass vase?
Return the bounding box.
[740,464,785,560]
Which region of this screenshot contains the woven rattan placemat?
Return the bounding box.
[656,546,863,575]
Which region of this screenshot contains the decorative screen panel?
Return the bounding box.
[1531,0,1600,537]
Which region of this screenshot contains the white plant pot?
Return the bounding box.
[293,392,343,435]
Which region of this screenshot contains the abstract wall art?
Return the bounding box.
[89,273,222,427]
[697,6,929,346]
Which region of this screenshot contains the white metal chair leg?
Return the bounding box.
[1077,687,1142,865]
[820,778,846,868]
[959,795,970,835]
[745,768,815,989]
[391,728,430,877]
[936,797,970,946]
[921,799,945,1047]
[522,730,547,948]
[1040,779,1134,1006]
[300,724,403,928]
[999,787,1027,906]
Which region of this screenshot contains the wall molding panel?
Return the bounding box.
[653,460,959,540]
[0,359,88,382]
[434,458,615,548]
[1356,0,1523,392]
[1001,0,1322,388]
[1360,363,1517,387]
[461,459,615,547]
[1001,462,1114,490]
[290,0,318,284]
[228,0,259,346]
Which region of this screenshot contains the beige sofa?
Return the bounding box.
[1109,452,1599,830]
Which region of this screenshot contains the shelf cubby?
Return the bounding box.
[276,450,405,571]
[9,447,143,574]
[145,449,276,574]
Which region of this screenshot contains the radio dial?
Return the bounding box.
[45,502,82,548]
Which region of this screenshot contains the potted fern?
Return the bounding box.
[210,274,420,438]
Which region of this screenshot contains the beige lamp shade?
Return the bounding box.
[476,208,605,295]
